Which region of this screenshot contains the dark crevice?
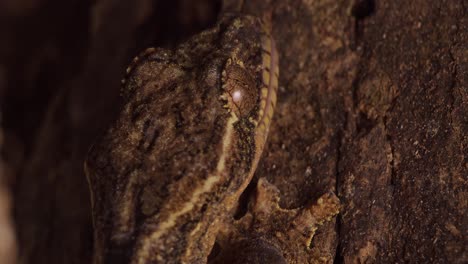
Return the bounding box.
[333,219,345,264]
[334,131,343,197]
[351,0,375,40]
[446,49,458,131]
[334,126,345,263]
[382,80,399,193]
[356,112,377,139]
[233,177,258,220]
[351,0,375,20]
[350,67,362,112]
[207,241,222,262]
[386,128,397,189]
[133,0,222,50]
[334,137,344,263]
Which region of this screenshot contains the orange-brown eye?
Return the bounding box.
[222,58,258,117]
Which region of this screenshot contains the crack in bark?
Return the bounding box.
[333,129,344,264]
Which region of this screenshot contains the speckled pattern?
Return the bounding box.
[85,14,278,264]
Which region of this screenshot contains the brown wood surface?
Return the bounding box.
[0,0,465,263]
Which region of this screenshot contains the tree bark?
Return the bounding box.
[1,0,465,263]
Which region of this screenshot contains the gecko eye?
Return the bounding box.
[222,59,258,117]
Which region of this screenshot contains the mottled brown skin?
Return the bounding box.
[85,14,275,264]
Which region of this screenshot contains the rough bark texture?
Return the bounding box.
[0,0,465,263]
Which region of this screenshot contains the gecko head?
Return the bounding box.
[84,14,278,263]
